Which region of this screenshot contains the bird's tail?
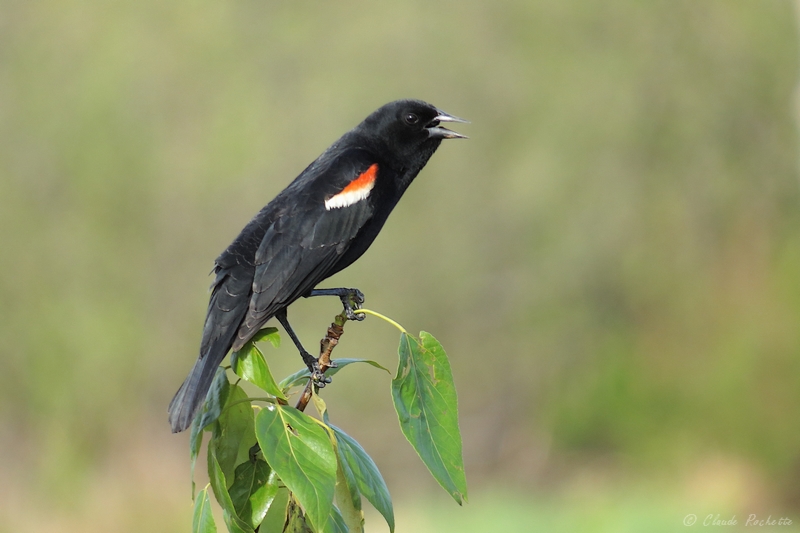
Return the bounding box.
[170,261,254,432]
[167,351,226,433]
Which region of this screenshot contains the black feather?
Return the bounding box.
[168,99,461,432]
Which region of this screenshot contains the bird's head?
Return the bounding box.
[358,99,468,165]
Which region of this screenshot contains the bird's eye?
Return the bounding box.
[404,113,420,125]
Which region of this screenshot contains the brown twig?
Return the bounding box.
[294,313,347,412]
[246,312,348,487]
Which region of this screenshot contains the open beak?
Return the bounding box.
[426,110,469,139]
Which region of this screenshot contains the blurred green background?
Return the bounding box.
[3,0,800,531]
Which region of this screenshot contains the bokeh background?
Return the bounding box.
[3,1,800,531]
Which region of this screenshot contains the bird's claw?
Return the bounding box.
[340,289,365,321]
[310,360,333,388]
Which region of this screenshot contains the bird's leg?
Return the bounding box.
[305,288,365,321]
[275,309,333,387]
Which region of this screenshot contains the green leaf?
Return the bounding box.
[284,496,314,533]
[331,425,393,532]
[321,505,349,533]
[191,367,230,498]
[278,367,313,392]
[208,447,256,533]
[190,422,204,500]
[195,367,231,430]
[232,342,287,400]
[255,404,337,533]
[391,332,467,504]
[193,486,217,533]
[334,456,364,533]
[210,384,256,488]
[335,438,361,513]
[279,359,391,392]
[312,391,329,424]
[228,459,280,530]
[251,327,281,348]
[261,488,290,533]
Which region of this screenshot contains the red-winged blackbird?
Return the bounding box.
[168,99,467,432]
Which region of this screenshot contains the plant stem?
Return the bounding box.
[295,312,348,412]
[354,308,407,334]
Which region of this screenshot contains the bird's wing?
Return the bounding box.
[168,255,253,432]
[233,153,379,348]
[170,150,379,430]
[201,258,253,353]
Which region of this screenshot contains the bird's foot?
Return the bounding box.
[305,287,366,320]
[340,289,365,321]
[309,358,335,388]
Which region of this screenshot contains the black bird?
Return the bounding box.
[168,99,467,432]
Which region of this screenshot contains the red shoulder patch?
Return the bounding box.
[325,164,378,210]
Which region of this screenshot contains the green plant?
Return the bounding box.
[189,309,467,533]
